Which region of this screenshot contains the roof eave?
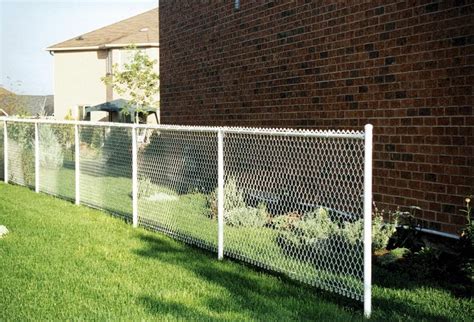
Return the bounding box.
[46,42,159,52]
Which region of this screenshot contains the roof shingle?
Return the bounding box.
[47,8,158,51]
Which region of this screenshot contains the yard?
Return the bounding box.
[1,182,473,321]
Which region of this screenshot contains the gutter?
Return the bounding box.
[46,42,159,53]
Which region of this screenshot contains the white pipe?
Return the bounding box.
[74,124,80,205]
[34,122,40,193]
[3,121,8,183]
[217,129,224,260]
[0,117,364,139]
[132,126,138,228]
[363,124,373,318]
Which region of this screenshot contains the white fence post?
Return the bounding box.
[75,124,80,205]
[363,124,373,318]
[217,129,224,260]
[3,121,7,183]
[34,122,40,193]
[132,125,138,228]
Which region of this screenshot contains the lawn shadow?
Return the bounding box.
[373,264,473,299]
[138,295,218,321]
[133,233,457,321]
[134,233,361,321]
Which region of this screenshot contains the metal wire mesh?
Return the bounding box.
[0,118,369,305]
[223,132,365,300]
[38,123,75,200]
[6,122,35,188]
[78,125,133,219]
[137,128,218,251]
[0,122,4,181]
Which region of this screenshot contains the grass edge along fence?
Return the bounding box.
[0,117,373,317]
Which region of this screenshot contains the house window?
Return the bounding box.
[234,0,240,10]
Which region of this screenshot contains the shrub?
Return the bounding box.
[459,197,473,282]
[276,207,337,250]
[225,204,268,228]
[39,125,64,169]
[53,118,75,160]
[276,206,399,263]
[7,122,35,186]
[19,148,35,187]
[372,208,398,252]
[208,177,245,219]
[207,179,270,228]
[338,219,363,247]
[334,208,399,252]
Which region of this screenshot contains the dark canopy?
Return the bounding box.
[86,99,157,123]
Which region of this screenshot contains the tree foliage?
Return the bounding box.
[101,45,159,122]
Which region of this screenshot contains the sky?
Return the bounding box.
[0,0,158,95]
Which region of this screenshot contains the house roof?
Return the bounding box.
[47,8,158,52]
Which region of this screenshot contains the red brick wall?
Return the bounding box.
[159,0,474,233]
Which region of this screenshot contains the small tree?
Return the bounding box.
[101,45,159,123]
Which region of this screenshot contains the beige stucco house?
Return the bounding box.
[47,8,159,121]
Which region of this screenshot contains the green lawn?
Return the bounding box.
[1,183,473,321]
[37,166,364,298]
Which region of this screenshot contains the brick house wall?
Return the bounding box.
[159,0,474,234]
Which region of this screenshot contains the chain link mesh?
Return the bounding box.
[38,123,75,200]
[137,128,218,251]
[6,122,35,188]
[78,125,133,219]
[0,119,368,302]
[0,122,4,181]
[223,132,365,300]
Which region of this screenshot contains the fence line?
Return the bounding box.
[0,117,372,317]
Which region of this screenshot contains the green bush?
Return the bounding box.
[335,210,398,252]
[338,219,363,247]
[275,206,399,262]
[208,177,245,219]
[207,179,271,228]
[372,210,398,252]
[459,197,473,282]
[7,122,35,186]
[225,204,268,228]
[39,125,64,170]
[276,208,337,249]
[20,148,35,187]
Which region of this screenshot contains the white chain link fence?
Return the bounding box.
[0,121,4,181]
[0,117,373,317]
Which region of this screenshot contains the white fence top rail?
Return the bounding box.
[0,116,365,139]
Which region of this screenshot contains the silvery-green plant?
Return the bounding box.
[39,125,64,169]
[225,204,268,228]
[208,177,246,219]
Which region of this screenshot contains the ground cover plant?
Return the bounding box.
[1,183,473,320]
